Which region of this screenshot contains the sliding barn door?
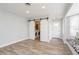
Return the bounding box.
[40,20,49,42]
[29,21,35,40]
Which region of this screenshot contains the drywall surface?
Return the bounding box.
[0,10,29,47]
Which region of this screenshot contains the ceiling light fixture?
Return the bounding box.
[26,10,30,14]
[42,6,46,9]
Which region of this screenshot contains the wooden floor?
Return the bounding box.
[0,39,72,55]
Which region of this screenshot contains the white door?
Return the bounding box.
[29,21,35,40]
[40,20,49,42]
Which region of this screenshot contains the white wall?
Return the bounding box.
[49,19,53,40]
[0,10,29,47]
[62,17,70,43]
[29,21,35,40]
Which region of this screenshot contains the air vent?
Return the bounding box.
[25,3,31,6]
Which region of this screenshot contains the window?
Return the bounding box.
[69,15,79,37]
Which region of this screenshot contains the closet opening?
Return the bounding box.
[35,20,40,41]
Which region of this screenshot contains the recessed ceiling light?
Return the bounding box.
[26,10,30,14]
[42,6,46,9]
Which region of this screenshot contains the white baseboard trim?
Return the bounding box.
[0,37,28,48]
[40,39,50,43]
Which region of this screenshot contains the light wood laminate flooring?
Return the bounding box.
[0,39,72,55]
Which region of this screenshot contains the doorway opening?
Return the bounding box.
[35,20,40,41]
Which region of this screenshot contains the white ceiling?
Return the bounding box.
[0,3,72,20]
